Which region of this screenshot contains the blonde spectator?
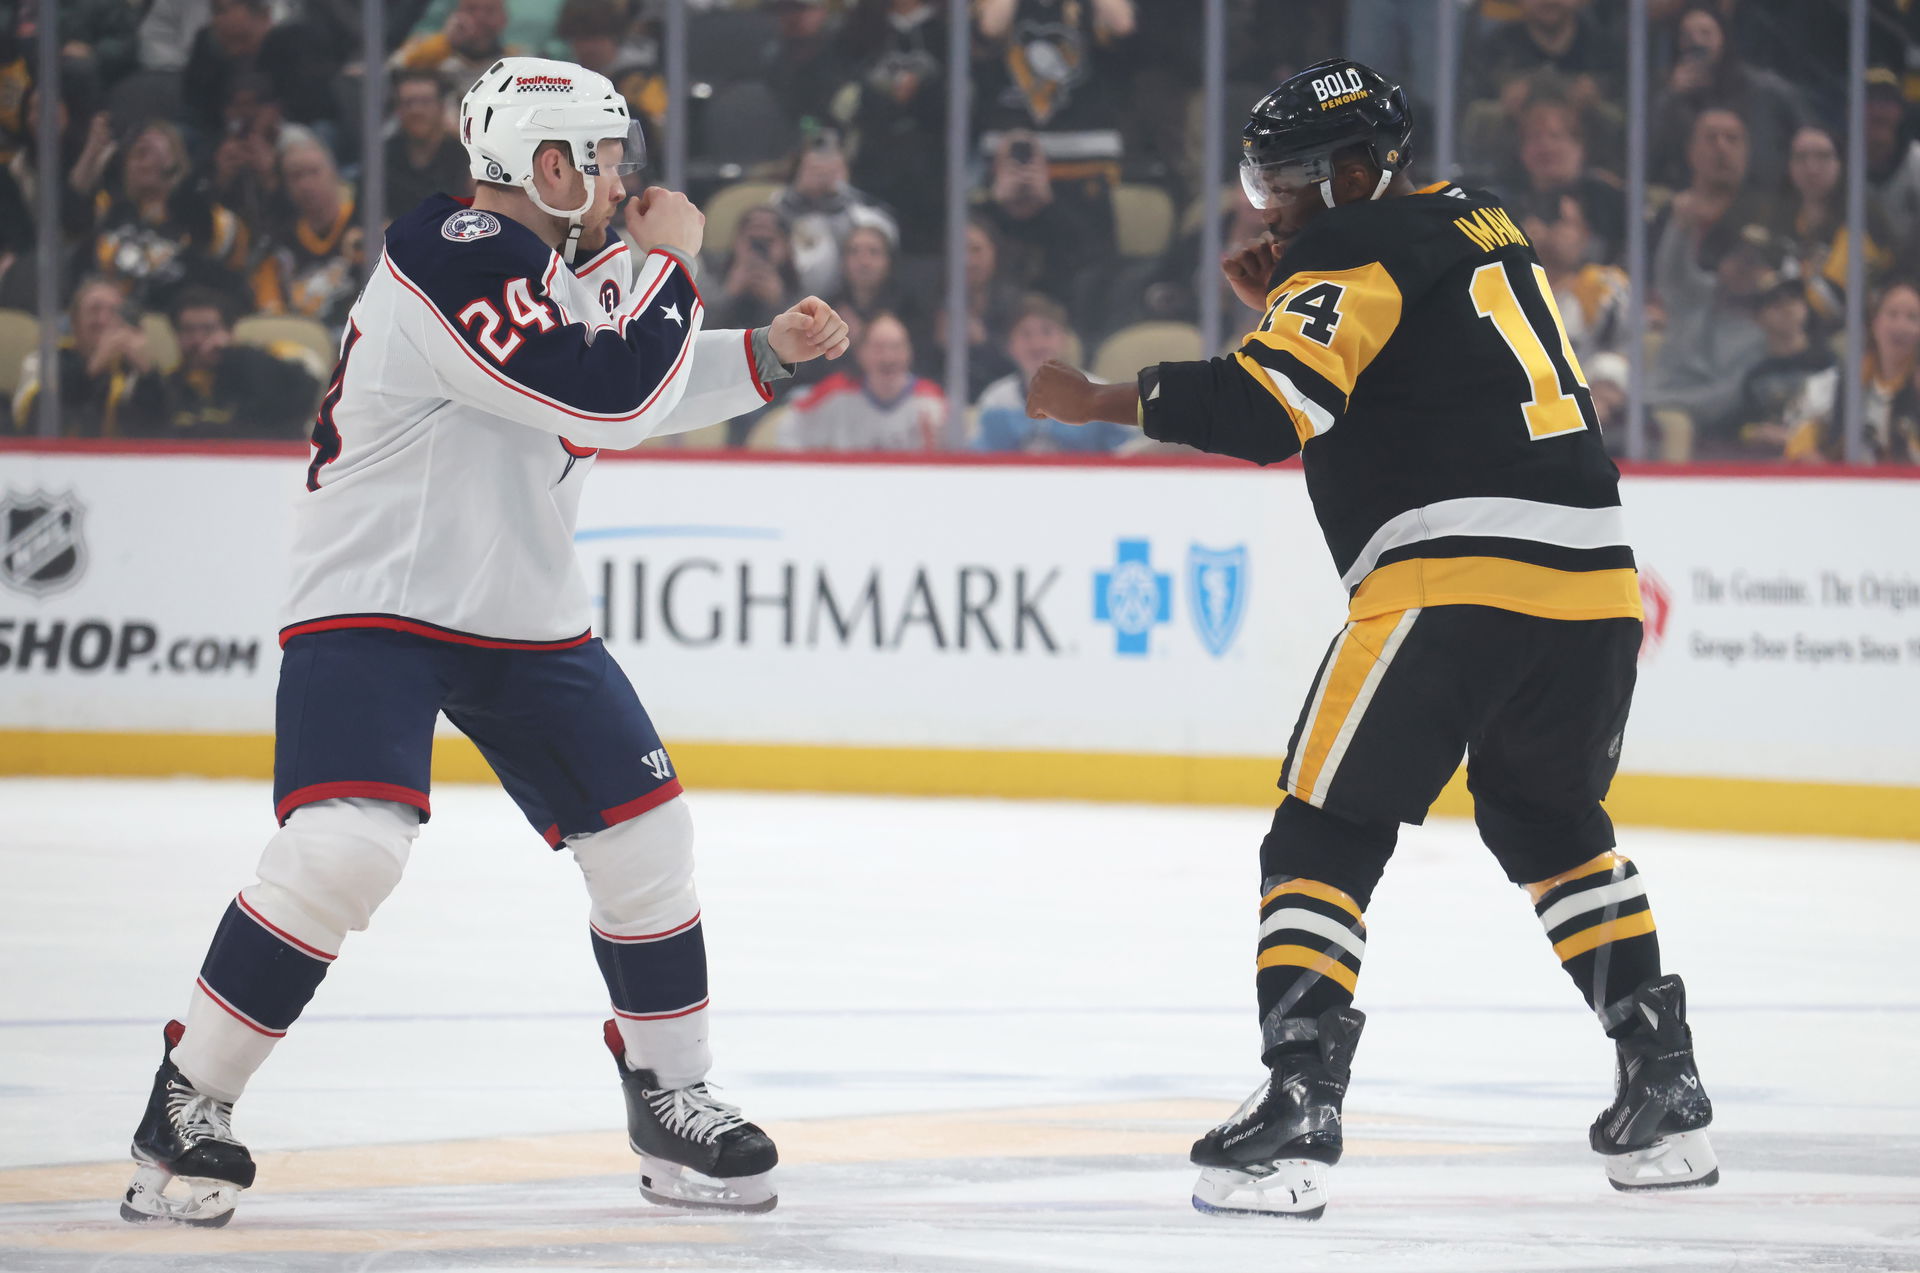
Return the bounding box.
[1785,279,1920,464]
[11,278,164,437]
[783,312,944,451]
[91,120,251,314]
[252,130,363,335]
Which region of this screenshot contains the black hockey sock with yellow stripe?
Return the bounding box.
[1256,876,1367,1061]
[1527,852,1661,1036]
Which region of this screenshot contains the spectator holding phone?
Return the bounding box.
[711,205,804,334]
[1651,3,1805,192]
[129,287,322,440]
[11,278,164,437]
[980,128,1108,318]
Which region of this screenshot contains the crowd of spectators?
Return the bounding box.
[3,0,1918,462]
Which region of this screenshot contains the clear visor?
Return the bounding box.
[589,120,648,178]
[1239,151,1336,210]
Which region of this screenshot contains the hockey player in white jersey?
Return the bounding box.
[120,58,850,1226]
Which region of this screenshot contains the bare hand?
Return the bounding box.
[1222,235,1279,312]
[768,296,851,363]
[1670,58,1709,94]
[625,186,705,259]
[119,325,153,373]
[1026,360,1101,424]
[82,111,114,157]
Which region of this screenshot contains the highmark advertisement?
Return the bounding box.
[1,451,1915,830]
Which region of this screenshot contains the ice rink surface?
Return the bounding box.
[1,777,1916,1273]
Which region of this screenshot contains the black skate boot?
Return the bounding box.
[1591,974,1718,1191]
[603,1020,778,1212]
[120,1020,255,1227]
[1189,1005,1364,1219]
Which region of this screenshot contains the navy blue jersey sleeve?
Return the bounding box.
[383,198,705,448]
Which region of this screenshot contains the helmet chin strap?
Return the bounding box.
[524,164,598,266]
[1317,167,1395,209]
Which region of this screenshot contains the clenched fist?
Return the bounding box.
[768,297,851,364]
[1026,360,1138,427]
[624,187,705,259]
[1221,233,1281,313]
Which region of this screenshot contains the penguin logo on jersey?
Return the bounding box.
[443,208,502,242]
[600,279,622,314]
[0,489,86,597]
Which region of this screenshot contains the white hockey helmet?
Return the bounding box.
[458,56,645,260]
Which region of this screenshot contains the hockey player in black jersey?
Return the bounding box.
[1028,59,1717,1218]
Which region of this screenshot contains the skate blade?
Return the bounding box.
[1605,1128,1720,1192]
[638,1157,777,1214]
[1191,1160,1327,1219]
[120,1163,240,1227]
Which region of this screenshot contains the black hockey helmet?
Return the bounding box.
[1241,59,1414,210]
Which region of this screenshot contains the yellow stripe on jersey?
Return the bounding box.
[1524,851,1629,903]
[1256,944,1361,994]
[1552,910,1658,961]
[1251,261,1404,404]
[1349,557,1644,623]
[1260,878,1365,923]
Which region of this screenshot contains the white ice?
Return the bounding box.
[1,777,1916,1272]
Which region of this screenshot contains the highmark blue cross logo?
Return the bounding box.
[1094,539,1171,656]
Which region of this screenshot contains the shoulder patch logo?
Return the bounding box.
[442,209,502,242]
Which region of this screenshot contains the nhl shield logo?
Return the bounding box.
[1,489,87,597]
[1186,544,1248,657]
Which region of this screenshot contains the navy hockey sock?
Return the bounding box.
[592,915,710,1030]
[194,895,334,1038]
[1527,852,1662,1036]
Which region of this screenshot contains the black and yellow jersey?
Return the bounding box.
[1140,181,1641,626]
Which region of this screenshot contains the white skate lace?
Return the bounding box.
[644,1083,749,1144]
[166,1079,237,1146]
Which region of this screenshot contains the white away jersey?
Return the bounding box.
[283,195,774,647]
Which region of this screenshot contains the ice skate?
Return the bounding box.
[120,1020,255,1227]
[604,1020,778,1212]
[1592,974,1719,1192]
[1189,1005,1364,1219]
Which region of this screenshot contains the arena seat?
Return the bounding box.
[0,309,39,396]
[234,315,339,370]
[1092,321,1204,384]
[1113,184,1176,259]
